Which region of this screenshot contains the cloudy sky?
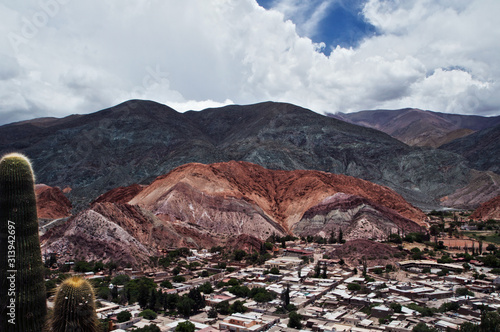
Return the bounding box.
[0,0,499,125]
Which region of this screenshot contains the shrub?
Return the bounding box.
[288,311,303,329]
[173,275,186,283]
[117,310,132,323]
[139,309,158,320]
[347,283,361,291]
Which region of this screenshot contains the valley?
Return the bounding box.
[2,100,500,331]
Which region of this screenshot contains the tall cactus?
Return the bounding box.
[0,153,47,331]
[50,276,99,332]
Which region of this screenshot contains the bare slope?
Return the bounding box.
[129,161,426,231]
[42,161,426,266]
[470,195,500,220]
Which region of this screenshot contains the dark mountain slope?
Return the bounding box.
[440,123,500,174]
[0,100,483,209]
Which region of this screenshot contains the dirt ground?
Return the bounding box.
[439,237,477,250]
[402,237,479,252]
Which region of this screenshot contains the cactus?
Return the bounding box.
[50,276,99,332]
[0,153,47,331]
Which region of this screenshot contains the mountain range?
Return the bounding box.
[330,108,500,149]
[2,100,498,211]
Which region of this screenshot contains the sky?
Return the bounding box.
[0,0,499,125]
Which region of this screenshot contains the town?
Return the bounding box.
[43,215,500,332]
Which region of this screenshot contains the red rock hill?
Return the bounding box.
[35,184,72,219]
[470,195,500,220]
[42,161,426,267]
[130,161,426,237]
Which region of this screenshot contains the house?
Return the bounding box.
[264,256,302,270]
[218,313,279,332]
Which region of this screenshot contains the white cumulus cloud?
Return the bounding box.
[0,0,498,125]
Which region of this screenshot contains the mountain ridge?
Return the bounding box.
[330,108,500,148]
[0,99,495,210]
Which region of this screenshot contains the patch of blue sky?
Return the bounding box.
[256,0,377,55]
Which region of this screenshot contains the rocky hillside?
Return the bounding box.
[470,195,500,220]
[41,200,223,267]
[41,161,425,266]
[0,100,494,210]
[129,161,426,230]
[331,108,500,148]
[35,184,72,220]
[440,170,500,209]
[293,193,422,240]
[440,123,500,174]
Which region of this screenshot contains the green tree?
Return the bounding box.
[288,311,303,329]
[138,284,150,308]
[459,322,479,332]
[456,287,474,297]
[73,260,93,273]
[228,285,250,298]
[215,300,230,315]
[198,282,213,294]
[479,308,500,332]
[117,310,132,323]
[105,261,118,275]
[165,293,179,312]
[97,286,111,300]
[175,320,195,332]
[207,307,218,319]
[139,309,157,320]
[390,302,402,313]
[270,267,280,274]
[388,233,403,244]
[177,295,195,317]
[93,261,104,273]
[282,283,290,307]
[439,302,460,312]
[487,244,497,253]
[148,288,159,311]
[111,285,119,301]
[314,262,321,278]
[234,249,246,261]
[173,275,186,282]
[187,288,205,313]
[250,288,275,302]
[412,322,438,332]
[230,300,247,314]
[228,278,239,286]
[161,280,173,289]
[132,324,160,332]
[112,274,131,285]
[347,283,361,291]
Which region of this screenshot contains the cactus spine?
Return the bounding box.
[50,276,99,332]
[0,153,47,331]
